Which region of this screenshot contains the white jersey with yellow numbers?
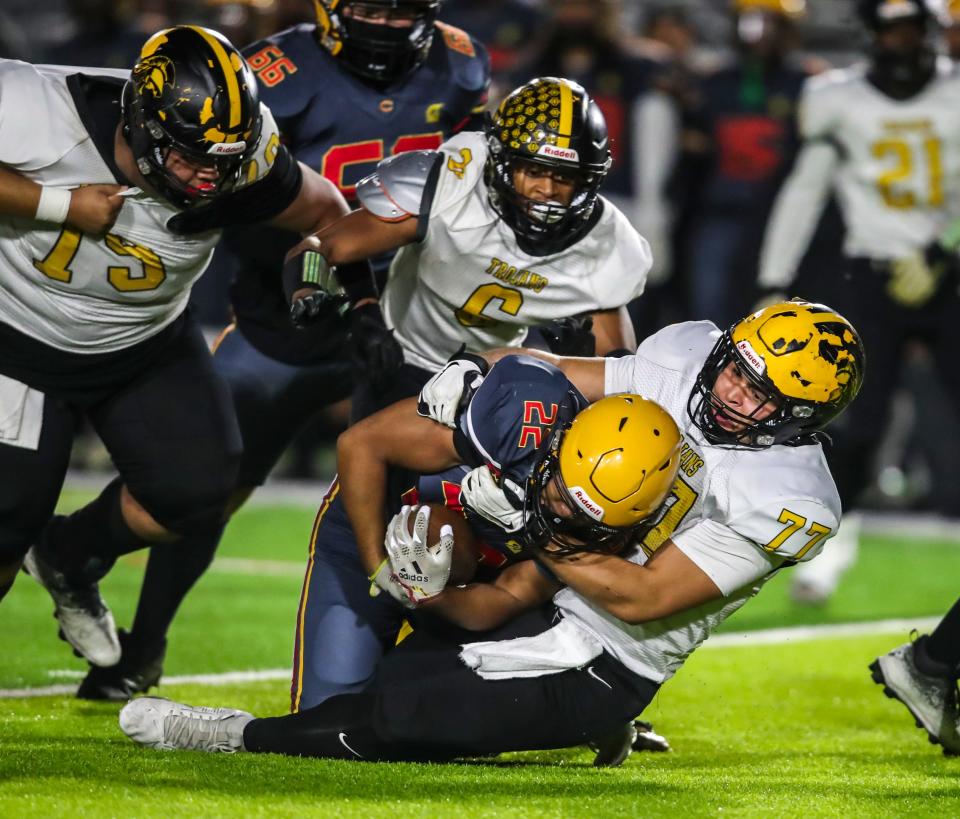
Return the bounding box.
[380,130,651,373]
[759,58,960,287]
[0,59,281,354]
[554,320,841,683]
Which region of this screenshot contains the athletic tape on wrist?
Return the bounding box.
[35,187,72,224]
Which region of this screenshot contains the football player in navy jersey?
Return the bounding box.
[75,1,490,701]
[287,354,680,765]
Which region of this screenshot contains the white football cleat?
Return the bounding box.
[119,697,253,753]
[23,546,120,667]
[870,641,960,756]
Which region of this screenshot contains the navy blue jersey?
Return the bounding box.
[407,355,586,568]
[224,22,490,364]
[686,60,808,211]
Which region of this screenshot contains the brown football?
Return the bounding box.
[407,503,479,586]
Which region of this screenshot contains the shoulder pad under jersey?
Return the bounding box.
[356,150,442,220]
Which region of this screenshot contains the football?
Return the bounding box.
[407,503,479,586]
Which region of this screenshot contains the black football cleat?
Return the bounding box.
[76,629,166,701]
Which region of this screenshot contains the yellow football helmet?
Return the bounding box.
[733,0,807,19]
[948,0,960,21]
[524,394,682,555]
[689,299,865,448]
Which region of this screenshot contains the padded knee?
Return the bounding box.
[129,450,241,537]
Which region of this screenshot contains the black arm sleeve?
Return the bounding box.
[336,259,378,304]
[167,144,303,235]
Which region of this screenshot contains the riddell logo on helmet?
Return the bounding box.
[207,142,246,156]
[736,340,766,376]
[568,486,604,521]
[537,145,579,162]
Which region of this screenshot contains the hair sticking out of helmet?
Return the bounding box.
[688,299,865,449]
[523,395,682,556]
[312,0,441,84]
[122,25,263,209]
[484,77,612,255]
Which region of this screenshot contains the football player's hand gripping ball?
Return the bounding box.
[367,559,416,609]
[384,505,453,605]
[460,466,526,533]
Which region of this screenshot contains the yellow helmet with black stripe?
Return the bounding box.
[485,77,612,254]
[524,394,681,555]
[689,299,865,448]
[122,25,262,209]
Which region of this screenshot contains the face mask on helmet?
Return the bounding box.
[688,300,865,448]
[122,26,263,209]
[313,0,440,84]
[484,77,612,255]
[859,0,937,98]
[523,395,682,556]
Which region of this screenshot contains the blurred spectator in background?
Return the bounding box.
[441,0,546,92]
[42,0,174,67]
[944,0,960,59]
[517,0,688,339]
[203,0,281,48]
[676,0,816,329]
[757,0,960,603]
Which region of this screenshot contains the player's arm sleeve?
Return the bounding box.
[419,131,486,236]
[671,520,782,595]
[588,210,651,310]
[719,456,841,574]
[757,81,842,291]
[0,61,84,169]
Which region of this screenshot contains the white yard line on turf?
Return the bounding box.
[0,617,940,699]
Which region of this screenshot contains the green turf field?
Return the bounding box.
[2,496,959,816]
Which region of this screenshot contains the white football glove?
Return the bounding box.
[460,465,526,533]
[384,505,454,605]
[889,251,941,308]
[417,358,485,428]
[368,559,416,609]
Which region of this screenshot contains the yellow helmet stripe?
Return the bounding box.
[556,81,573,149]
[188,25,242,132]
[139,29,170,59]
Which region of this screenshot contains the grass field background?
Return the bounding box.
[2,489,959,816]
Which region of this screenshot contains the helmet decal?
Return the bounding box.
[485,77,612,254]
[688,300,865,448]
[122,25,263,209]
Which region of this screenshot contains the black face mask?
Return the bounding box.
[868,42,936,100]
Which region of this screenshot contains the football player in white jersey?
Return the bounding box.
[283,76,652,417]
[118,300,867,764]
[0,27,355,667]
[757,0,960,603]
